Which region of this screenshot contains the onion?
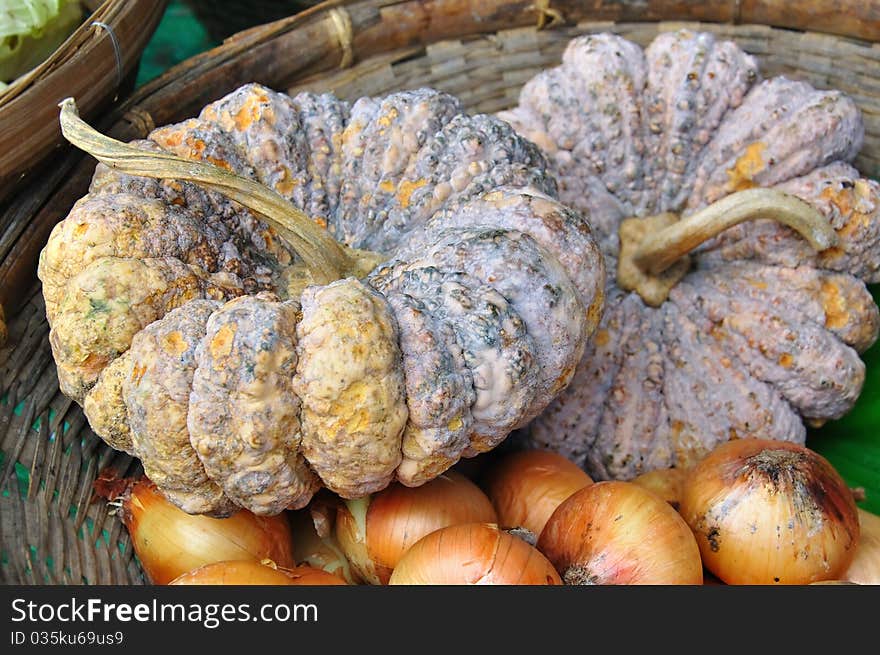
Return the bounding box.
[679,439,860,585]
[278,565,349,585]
[169,560,299,585]
[631,467,686,510]
[121,478,295,585]
[842,509,880,585]
[537,481,703,585]
[483,449,593,536]
[335,470,497,584]
[168,560,347,585]
[389,523,562,585]
[289,507,358,584]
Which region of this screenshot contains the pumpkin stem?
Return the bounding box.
[58,98,382,286]
[618,188,839,306]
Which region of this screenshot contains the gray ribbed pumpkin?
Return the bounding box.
[39,84,604,516]
[499,30,880,480]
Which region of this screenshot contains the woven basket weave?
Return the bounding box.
[0,0,168,357]
[2,0,879,585]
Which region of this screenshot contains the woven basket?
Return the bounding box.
[183,0,323,42]
[0,0,168,353]
[2,0,879,585]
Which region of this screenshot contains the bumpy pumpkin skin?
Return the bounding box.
[39,84,605,514]
[499,30,880,480]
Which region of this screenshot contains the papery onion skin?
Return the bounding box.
[336,471,498,584]
[289,508,358,584]
[278,565,349,585]
[484,449,593,535]
[388,523,562,585]
[679,439,860,585]
[842,509,880,585]
[538,481,703,585]
[169,560,298,585]
[632,468,686,510]
[123,479,295,585]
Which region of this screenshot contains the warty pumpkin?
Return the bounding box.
[38,84,605,516]
[498,30,880,480]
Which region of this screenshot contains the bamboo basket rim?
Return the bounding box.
[0,0,168,203]
[2,0,880,585]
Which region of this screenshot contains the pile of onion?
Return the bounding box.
[335,470,497,584]
[107,440,878,587]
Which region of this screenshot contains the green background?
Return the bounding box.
[133,2,880,514]
[136,1,217,88]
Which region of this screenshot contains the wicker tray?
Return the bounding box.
[2,0,879,585]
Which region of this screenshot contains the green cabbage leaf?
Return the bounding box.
[0,0,83,82]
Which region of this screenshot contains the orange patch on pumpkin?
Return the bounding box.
[821,279,850,329]
[376,108,399,128]
[184,137,206,155]
[234,92,268,131]
[341,122,364,147]
[822,180,873,241]
[209,324,237,362]
[206,156,232,171]
[162,331,188,357]
[726,142,767,191]
[161,131,184,148]
[276,168,297,196]
[130,362,147,386]
[397,179,427,209]
[821,184,855,218]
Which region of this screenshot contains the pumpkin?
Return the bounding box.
[38,84,605,515]
[498,30,880,480]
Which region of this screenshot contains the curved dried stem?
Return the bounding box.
[634,188,838,275]
[618,188,839,306]
[59,97,369,285]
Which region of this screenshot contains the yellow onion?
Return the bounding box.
[389,523,562,585]
[679,439,860,585]
[537,481,703,585]
[483,449,593,536]
[278,564,349,585]
[289,507,358,584]
[335,470,497,584]
[632,467,686,510]
[169,560,299,585]
[169,560,347,585]
[121,478,295,585]
[842,509,880,585]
